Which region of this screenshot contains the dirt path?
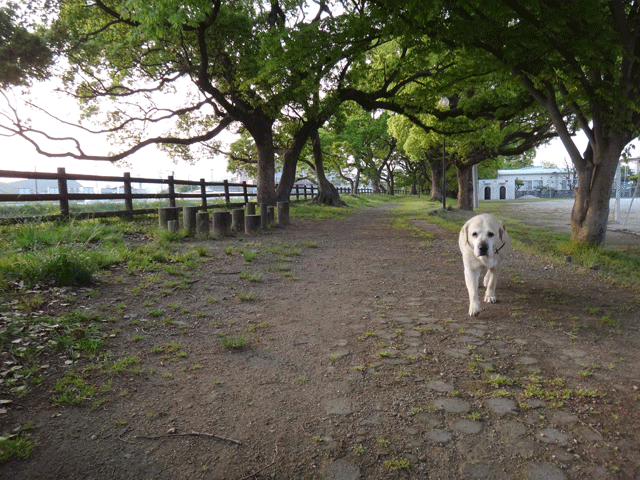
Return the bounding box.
[2,205,640,479]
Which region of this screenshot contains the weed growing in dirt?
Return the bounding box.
[239,271,262,282]
[0,428,35,463]
[220,335,247,349]
[53,370,97,405]
[384,459,411,470]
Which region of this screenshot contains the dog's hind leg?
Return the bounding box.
[483,268,499,304]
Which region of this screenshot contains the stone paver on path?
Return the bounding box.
[314,207,640,479]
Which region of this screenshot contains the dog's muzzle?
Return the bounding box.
[478,243,489,256]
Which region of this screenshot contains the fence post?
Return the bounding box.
[123,172,133,216]
[242,181,249,204]
[183,206,198,235]
[57,167,70,219]
[196,212,210,235]
[200,178,208,210]
[168,175,176,207]
[231,208,244,232]
[224,179,230,206]
[213,210,232,236]
[244,214,261,234]
[295,185,300,200]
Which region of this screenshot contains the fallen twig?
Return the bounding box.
[117,426,135,444]
[576,416,604,438]
[136,431,242,445]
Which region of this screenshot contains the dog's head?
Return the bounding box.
[464,215,506,258]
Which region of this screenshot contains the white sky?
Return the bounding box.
[1,80,634,190]
[0,78,233,190]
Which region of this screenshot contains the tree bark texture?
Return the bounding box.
[456,163,474,211]
[429,160,443,202]
[310,129,347,206]
[570,140,625,244]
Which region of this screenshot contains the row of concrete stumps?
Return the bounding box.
[157,202,290,236]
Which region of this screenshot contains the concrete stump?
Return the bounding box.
[231,208,245,233]
[167,220,179,233]
[196,212,210,235]
[267,206,275,225]
[260,203,269,229]
[246,203,256,215]
[244,214,261,234]
[183,206,198,234]
[212,210,232,237]
[158,207,179,229]
[277,201,290,226]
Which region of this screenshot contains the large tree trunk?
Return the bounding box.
[252,132,277,206]
[570,141,623,244]
[309,129,347,206]
[243,115,277,206]
[386,164,395,195]
[429,159,443,202]
[276,125,312,202]
[456,163,474,211]
[353,170,361,194]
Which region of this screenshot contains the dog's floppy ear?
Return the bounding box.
[499,224,506,242]
[464,223,471,247]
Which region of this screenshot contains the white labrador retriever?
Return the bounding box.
[459,214,511,316]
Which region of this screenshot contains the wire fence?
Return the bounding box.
[610,197,640,235]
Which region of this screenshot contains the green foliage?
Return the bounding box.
[0,4,54,87]
[53,370,96,405]
[220,335,247,349]
[0,431,35,463]
[0,219,130,288]
[50,311,106,355]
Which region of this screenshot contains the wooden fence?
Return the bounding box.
[0,168,372,224]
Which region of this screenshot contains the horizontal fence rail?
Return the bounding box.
[0,168,372,224]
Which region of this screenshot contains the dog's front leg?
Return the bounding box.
[464,264,482,316]
[483,268,499,304]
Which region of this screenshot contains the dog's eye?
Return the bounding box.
[471,232,478,237]
[488,232,494,238]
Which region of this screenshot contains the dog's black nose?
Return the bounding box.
[478,243,489,256]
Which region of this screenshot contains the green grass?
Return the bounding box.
[53,370,97,405]
[390,196,640,286]
[220,335,248,349]
[289,194,395,220]
[0,430,35,463]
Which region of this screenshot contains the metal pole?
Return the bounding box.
[442,137,446,210]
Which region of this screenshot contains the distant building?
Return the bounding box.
[478,167,577,200]
[100,185,146,194]
[2,178,87,195]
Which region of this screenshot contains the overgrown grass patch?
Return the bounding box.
[220,335,248,349]
[0,429,35,463]
[289,194,397,221]
[392,197,640,286]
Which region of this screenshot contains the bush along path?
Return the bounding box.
[1,204,640,479]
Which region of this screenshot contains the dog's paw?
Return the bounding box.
[469,302,482,316]
[484,293,498,304]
